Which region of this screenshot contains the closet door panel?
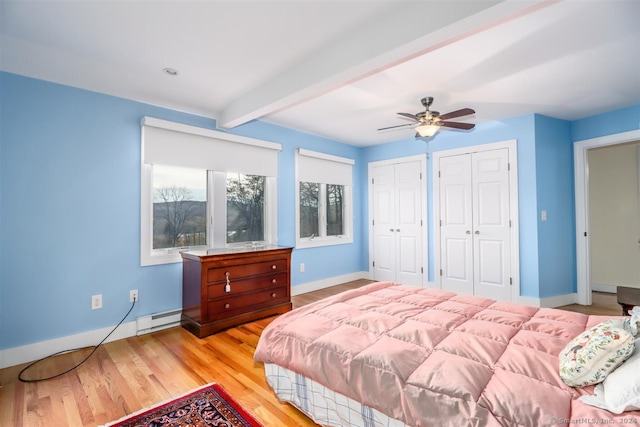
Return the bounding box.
[395,161,423,286]
[472,148,511,301]
[439,154,473,295]
[372,160,424,286]
[442,237,472,295]
[398,235,419,277]
[372,164,396,282]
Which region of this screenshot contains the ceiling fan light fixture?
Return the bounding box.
[416,124,440,137]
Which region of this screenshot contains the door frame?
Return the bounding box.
[433,139,520,301]
[574,129,640,305]
[368,154,428,287]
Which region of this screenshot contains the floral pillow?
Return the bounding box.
[559,319,635,387]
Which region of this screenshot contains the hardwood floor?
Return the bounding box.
[557,291,622,316]
[0,281,620,427]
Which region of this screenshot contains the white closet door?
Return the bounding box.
[439,154,474,295]
[395,161,423,286]
[372,164,397,282]
[472,148,511,301]
[372,161,423,285]
[439,148,511,300]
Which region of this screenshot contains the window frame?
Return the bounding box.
[142,167,278,266]
[140,118,280,266]
[295,149,354,249]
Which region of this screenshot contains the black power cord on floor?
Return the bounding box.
[18,298,136,383]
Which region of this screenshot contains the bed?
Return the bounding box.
[254,281,640,427]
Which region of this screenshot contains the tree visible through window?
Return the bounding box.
[152,165,206,249]
[299,182,345,239]
[299,182,319,238]
[326,184,344,236]
[151,166,267,251]
[226,173,265,243]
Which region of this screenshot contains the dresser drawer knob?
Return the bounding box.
[271,293,277,298]
[271,264,277,270]
[272,278,277,284]
[224,303,230,309]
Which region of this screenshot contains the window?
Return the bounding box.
[296,149,353,248]
[152,165,207,250]
[226,173,265,243]
[299,182,346,239]
[299,182,319,238]
[326,184,344,236]
[141,117,280,266]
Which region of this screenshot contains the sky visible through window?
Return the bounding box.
[153,164,206,201]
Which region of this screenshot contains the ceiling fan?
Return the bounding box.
[377,97,475,138]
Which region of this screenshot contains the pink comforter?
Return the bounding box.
[254,282,640,426]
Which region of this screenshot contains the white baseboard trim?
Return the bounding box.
[0,320,138,370]
[540,293,578,308]
[592,283,617,294]
[291,271,372,296]
[515,293,578,308]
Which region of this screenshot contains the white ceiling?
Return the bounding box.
[1,0,639,147]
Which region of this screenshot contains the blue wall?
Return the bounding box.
[1,71,639,353]
[534,115,576,297]
[572,105,640,142]
[0,72,364,350]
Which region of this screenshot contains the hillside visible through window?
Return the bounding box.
[152,166,266,249]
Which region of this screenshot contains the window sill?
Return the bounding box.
[141,246,206,267]
[295,236,353,249]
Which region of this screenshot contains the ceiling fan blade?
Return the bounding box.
[397,112,420,121]
[377,123,415,131]
[440,121,475,130]
[439,108,475,121]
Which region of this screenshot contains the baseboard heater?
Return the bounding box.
[136,309,182,335]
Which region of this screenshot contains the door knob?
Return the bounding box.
[466,230,471,234]
[475,230,480,234]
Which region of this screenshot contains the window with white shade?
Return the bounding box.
[141,117,280,266]
[296,148,353,248]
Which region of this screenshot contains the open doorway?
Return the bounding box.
[574,130,640,305]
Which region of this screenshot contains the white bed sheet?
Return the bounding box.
[264,363,408,427]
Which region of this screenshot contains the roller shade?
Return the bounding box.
[297,148,353,185]
[142,117,281,177]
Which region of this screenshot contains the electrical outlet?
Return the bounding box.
[300,263,305,273]
[91,294,102,310]
[130,289,138,302]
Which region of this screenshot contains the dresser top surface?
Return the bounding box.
[181,245,292,261]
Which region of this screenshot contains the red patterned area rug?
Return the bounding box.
[102,383,263,427]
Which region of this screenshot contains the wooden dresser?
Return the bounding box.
[180,245,293,338]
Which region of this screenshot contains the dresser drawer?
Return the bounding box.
[206,259,288,283]
[206,286,289,321]
[207,272,288,299]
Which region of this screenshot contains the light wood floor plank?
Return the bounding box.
[0,281,621,427]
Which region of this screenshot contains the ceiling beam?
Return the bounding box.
[217,0,555,130]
